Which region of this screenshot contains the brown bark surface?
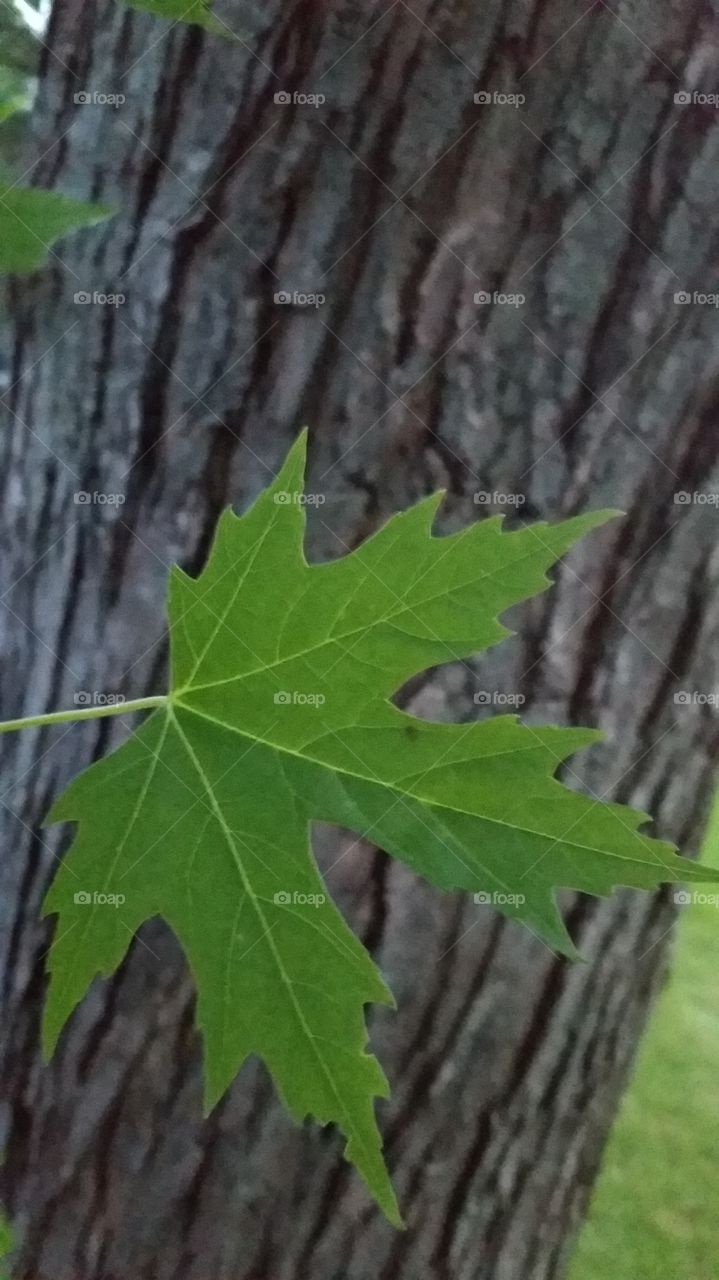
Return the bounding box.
[1,1,719,1277]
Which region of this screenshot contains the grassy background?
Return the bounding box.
[570,813,719,1280]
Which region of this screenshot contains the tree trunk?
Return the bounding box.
[2,1,719,1276]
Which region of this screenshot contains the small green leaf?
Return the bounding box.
[0,62,30,124]
[0,1209,13,1279]
[124,0,226,34]
[0,95,24,124]
[0,185,113,272]
[41,432,719,1221]
[0,5,39,76]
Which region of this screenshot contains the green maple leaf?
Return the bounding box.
[42,433,717,1222]
[0,185,112,272]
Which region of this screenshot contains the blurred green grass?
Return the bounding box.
[570,807,719,1280]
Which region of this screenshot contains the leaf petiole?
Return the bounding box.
[0,695,167,734]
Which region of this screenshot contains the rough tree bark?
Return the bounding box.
[1,1,719,1277]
